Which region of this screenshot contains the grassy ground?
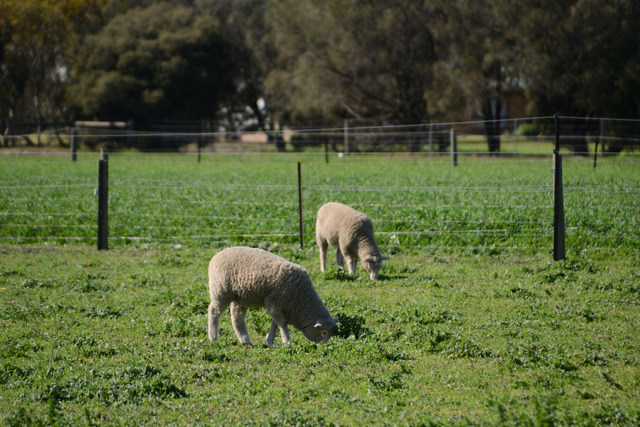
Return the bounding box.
[1,151,638,425]
[1,244,639,425]
[1,152,638,253]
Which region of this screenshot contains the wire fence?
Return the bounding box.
[0,148,638,256]
[4,115,640,157]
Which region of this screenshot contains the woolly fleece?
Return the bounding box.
[316,202,388,280]
[207,246,337,346]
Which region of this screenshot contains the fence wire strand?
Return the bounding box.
[2,121,638,253]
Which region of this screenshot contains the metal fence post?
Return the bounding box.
[514,118,518,154]
[70,128,77,162]
[324,138,329,164]
[553,114,565,260]
[297,162,304,249]
[593,117,603,168]
[428,122,433,156]
[198,121,204,163]
[450,128,457,166]
[97,149,109,250]
[343,119,349,155]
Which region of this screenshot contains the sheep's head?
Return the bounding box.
[302,318,338,343]
[361,255,391,280]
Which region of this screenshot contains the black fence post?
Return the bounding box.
[593,117,603,169]
[450,128,457,166]
[198,121,204,163]
[70,128,77,162]
[428,122,433,157]
[343,120,349,155]
[553,114,566,260]
[324,138,329,164]
[97,149,109,250]
[297,162,304,249]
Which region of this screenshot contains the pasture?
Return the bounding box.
[0,152,639,425]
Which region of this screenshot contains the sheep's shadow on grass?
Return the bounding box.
[376,273,406,281]
[322,269,358,281]
[321,269,400,282]
[335,313,370,339]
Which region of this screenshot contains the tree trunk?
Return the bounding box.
[482,98,501,155]
[571,120,590,156]
[5,108,16,147]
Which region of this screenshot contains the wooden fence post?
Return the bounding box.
[450,128,457,166]
[97,149,109,250]
[553,114,566,260]
[297,162,304,249]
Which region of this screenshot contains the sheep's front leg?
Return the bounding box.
[265,300,290,346]
[266,319,290,346]
[346,256,358,275]
[230,302,252,345]
[336,248,345,270]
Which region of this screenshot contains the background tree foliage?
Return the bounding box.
[265,0,437,124]
[66,2,234,122]
[197,0,276,134]
[1,0,639,151]
[0,0,70,144]
[430,0,524,153]
[514,0,640,119]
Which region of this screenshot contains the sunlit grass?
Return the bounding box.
[0,153,638,257]
[0,151,638,425]
[0,246,638,425]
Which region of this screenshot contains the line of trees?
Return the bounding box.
[1,0,639,152]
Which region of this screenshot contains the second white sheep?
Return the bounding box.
[316,202,389,280]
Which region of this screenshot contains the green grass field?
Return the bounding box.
[1,152,639,425]
[1,151,638,253]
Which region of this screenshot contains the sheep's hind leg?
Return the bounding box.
[318,239,328,272]
[230,302,252,345]
[208,301,226,343]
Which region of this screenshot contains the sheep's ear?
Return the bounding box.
[314,322,324,329]
[381,256,391,260]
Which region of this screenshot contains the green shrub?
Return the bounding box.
[516,123,539,136]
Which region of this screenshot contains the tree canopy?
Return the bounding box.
[515,0,640,119]
[265,0,437,124]
[2,0,639,150]
[66,2,234,121]
[0,0,70,141]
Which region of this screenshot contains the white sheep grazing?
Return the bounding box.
[316,202,390,280]
[207,246,338,347]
